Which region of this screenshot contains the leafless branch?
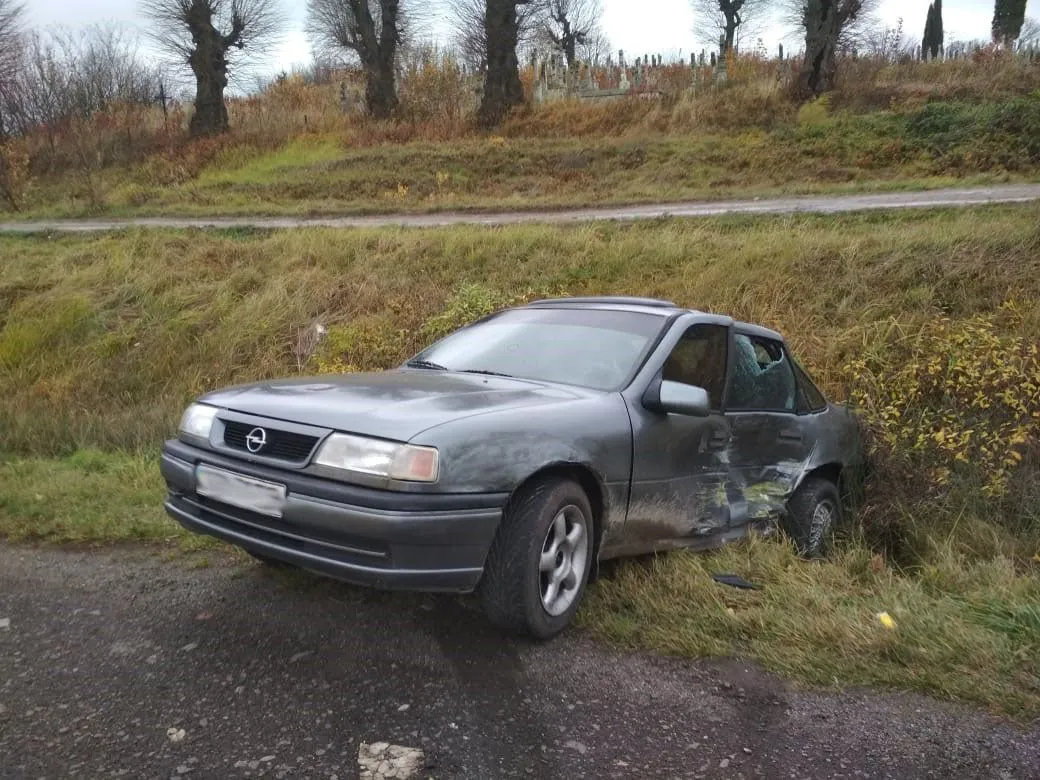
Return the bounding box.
[0,0,26,97]
[448,0,540,71]
[690,0,772,53]
[141,0,283,83]
[535,0,603,67]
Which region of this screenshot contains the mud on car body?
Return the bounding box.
[162,296,864,638]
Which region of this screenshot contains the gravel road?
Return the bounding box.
[1,544,1037,780]
[0,184,1038,234]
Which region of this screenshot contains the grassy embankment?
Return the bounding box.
[6,56,1040,219]
[1,206,1038,717]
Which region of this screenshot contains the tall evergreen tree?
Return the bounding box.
[922,0,943,60]
[992,0,1027,47]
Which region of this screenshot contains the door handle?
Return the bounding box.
[778,428,803,443]
[706,432,730,450]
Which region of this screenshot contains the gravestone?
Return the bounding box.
[714,55,728,84]
[581,64,595,90]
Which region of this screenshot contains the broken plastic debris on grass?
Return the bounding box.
[876,611,897,630]
[711,573,761,590]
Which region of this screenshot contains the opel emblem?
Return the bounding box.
[245,427,267,453]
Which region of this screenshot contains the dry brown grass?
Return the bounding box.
[12,51,1040,196]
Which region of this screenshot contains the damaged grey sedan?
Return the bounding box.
[162,296,864,638]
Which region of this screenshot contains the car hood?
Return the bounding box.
[199,369,595,442]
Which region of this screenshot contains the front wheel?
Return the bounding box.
[479,478,593,639]
[783,476,842,558]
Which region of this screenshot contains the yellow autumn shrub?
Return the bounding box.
[844,302,1039,499]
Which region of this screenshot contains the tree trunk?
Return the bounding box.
[479,0,526,128]
[364,59,399,119]
[562,18,576,68]
[186,4,230,137]
[798,0,843,99]
[723,16,737,56]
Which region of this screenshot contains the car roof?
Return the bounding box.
[523,297,785,342]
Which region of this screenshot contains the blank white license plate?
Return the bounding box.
[195,464,287,518]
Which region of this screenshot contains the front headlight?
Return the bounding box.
[179,403,218,440]
[313,433,439,483]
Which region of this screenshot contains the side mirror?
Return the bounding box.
[645,380,711,417]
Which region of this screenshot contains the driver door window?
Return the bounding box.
[660,324,729,410]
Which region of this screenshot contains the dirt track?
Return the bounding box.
[2,544,1038,779]
[1,184,1039,234]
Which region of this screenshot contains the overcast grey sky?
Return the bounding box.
[25,0,1024,76]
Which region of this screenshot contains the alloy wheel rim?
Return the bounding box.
[539,505,589,617]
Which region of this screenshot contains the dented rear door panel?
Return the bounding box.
[725,411,815,522]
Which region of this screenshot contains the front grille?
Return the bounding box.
[223,421,319,462]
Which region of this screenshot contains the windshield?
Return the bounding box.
[408,308,667,391]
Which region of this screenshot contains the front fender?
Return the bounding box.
[408,394,634,496]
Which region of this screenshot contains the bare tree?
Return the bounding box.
[2,25,158,137]
[141,0,282,136]
[0,0,23,80]
[307,0,414,118]
[57,26,159,117]
[864,16,913,61]
[1017,16,1039,49]
[478,0,533,127]
[538,0,602,69]
[0,0,25,134]
[787,0,879,98]
[447,0,487,70]
[577,29,610,63]
[449,0,538,72]
[691,0,770,57]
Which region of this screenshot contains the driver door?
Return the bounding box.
[615,323,733,555]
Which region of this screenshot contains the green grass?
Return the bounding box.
[13,96,1040,220]
[0,450,195,544]
[580,536,1040,719]
[2,204,1038,454]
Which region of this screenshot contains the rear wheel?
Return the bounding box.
[479,477,593,639]
[783,476,842,558]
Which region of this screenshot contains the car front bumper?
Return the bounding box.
[160,440,508,592]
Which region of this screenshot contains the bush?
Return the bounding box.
[844,303,1039,555]
[0,139,31,211]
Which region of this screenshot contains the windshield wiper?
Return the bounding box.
[405,359,449,371]
[459,369,515,378]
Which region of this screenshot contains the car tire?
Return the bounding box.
[783,476,842,558]
[479,477,594,639]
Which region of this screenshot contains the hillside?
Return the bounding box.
[6,56,1040,219]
